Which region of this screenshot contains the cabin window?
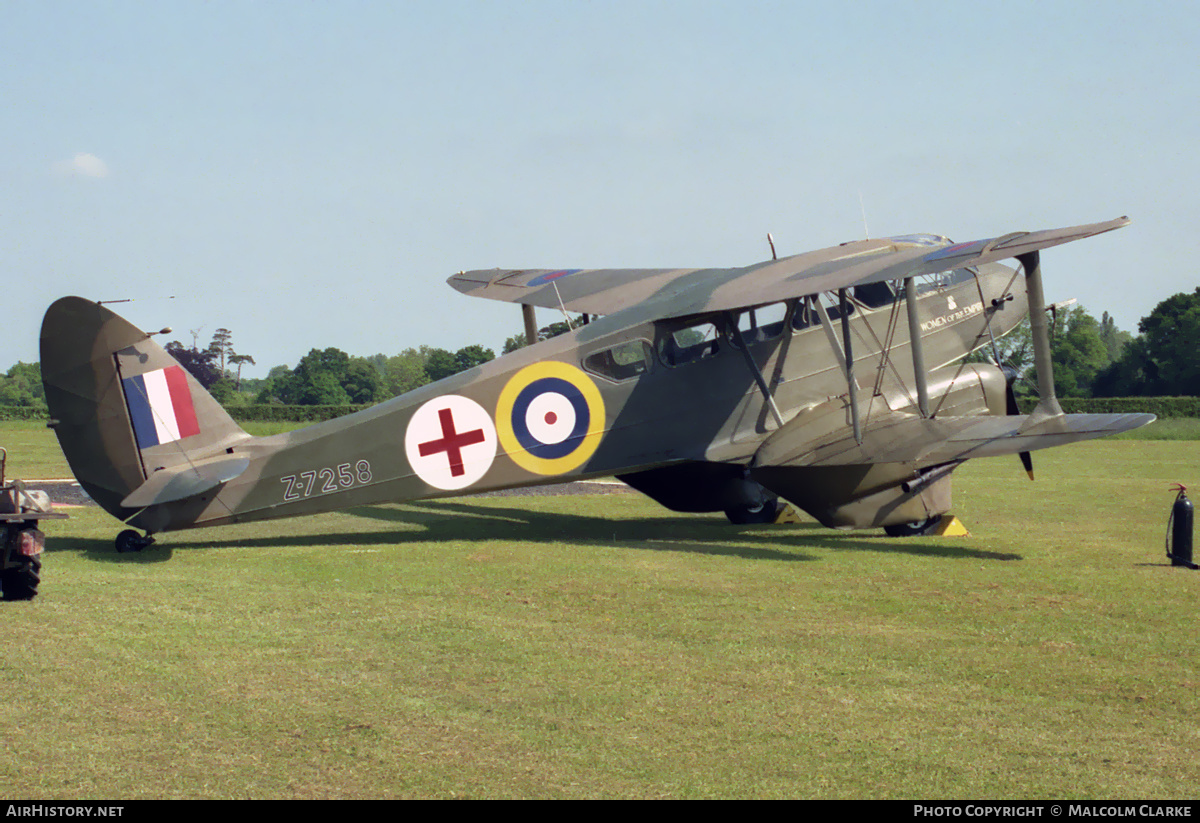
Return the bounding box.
[825,299,855,322]
[583,340,653,381]
[657,320,720,367]
[915,268,976,294]
[851,281,897,309]
[792,295,855,331]
[792,297,817,331]
[730,302,788,346]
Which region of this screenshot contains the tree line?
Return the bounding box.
[969,287,1200,399]
[3,288,1198,411]
[157,316,585,407]
[0,313,588,412]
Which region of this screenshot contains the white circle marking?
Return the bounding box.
[404,395,497,491]
[525,392,576,445]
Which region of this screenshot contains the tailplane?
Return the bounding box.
[40,297,250,523]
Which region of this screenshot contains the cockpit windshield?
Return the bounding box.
[887,233,952,247]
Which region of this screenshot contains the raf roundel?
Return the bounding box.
[496,362,606,475]
[526,269,582,287]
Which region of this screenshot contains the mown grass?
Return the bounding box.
[0,421,72,480]
[0,424,1196,798]
[1109,417,1200,440]
[0,420,304,479]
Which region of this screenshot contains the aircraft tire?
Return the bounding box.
[116,529,151,553]
[1,556,41,601]
[724,498,779,525]
[883,516,942,537]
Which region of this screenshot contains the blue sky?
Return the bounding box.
[4,0,1197,376]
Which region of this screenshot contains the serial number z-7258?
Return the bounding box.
[280,460,373,501]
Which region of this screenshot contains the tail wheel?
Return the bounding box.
[116,529,155,553]
[883,516,943,537]
[724,497,780,525]
[1,556,41,601]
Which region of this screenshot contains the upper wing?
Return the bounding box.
[446,265,717,316]
[447,217,1130,321]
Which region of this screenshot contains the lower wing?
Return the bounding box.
[755,410,1155,468]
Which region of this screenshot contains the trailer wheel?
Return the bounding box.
[1,556,41,601]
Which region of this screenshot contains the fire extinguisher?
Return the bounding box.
[1167,484,1196,569]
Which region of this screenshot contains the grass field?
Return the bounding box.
[0,422,1197,798]
[0,420,306,479]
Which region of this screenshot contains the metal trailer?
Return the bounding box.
[0,448,66,601]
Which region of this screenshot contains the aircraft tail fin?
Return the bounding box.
[40,297,251,522]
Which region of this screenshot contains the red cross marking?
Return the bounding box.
[418,407,486,477]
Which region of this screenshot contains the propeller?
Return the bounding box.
[1001,364,1035,481]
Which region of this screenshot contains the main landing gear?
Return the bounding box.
[884,515,969,537]
[884,516,942,537]
[115,529,156,553]
[724,494,782,525]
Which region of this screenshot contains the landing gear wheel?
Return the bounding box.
[0,556,41,601]
[115,529,155,553]
[884,516,943,537]
[724,497,780,525]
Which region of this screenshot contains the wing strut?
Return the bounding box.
[814,295,849,379]
[839,289,863,444]
[1018,250,1064,420]
[522,304,538,348]
[810,292,862,439]
[725,312,786,428]
[903,277,931,418]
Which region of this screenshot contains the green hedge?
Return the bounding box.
[271,397,1196,420]
[0,403,371,423]
[225,404,372,423]
[0,407,51,421]
[1015,397,1200,418]
[239,399,1200,421]
[5,397,1200,424]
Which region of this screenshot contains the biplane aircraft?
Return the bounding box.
[41,217,1153,552]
